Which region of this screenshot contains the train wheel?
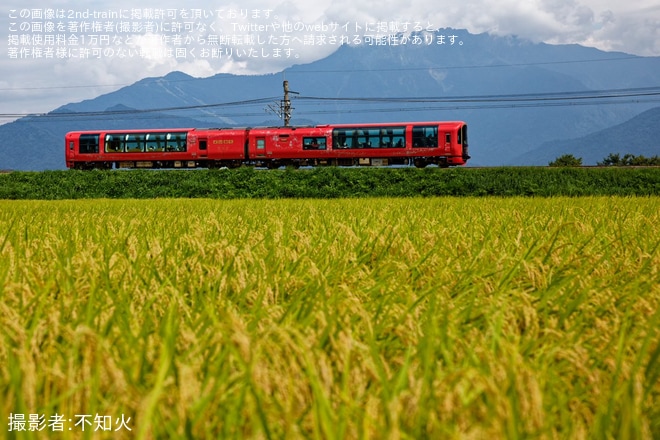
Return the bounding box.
[414,158,427,168]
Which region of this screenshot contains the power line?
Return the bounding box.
[286,56,646,74]
[2,86,659,121]
[0,97,279,119]
[299,86,660,103]
[296,98,660,114]
[0,83,131,92]
[4,96,658,123]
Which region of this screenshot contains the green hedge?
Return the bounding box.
[1,167,659,199]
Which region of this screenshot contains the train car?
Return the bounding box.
[326,120,468,168]
[65,121,468,169]
[65,128,248,170]
[246,126,334,168]
[201,128,249,168]
[245,121,468,168]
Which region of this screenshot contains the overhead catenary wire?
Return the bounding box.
[298,86,660,103]
[2,86,659,121]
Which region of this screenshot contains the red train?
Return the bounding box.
[65,121,469,169]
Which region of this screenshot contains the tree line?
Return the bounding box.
[550,153,660,167]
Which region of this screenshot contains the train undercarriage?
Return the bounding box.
[72,156,452,170]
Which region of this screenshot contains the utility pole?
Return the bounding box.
[266,80,297,126]
[283,80,292,127]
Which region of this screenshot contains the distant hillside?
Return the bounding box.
[511,106,660,165]
[0,112,211,171]
[1,28,659,170]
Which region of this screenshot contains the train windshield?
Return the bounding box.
[79,134,99,154]
[458,125,467,145]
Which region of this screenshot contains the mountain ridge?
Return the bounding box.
[511,106,660,165]
[1,28,659,170]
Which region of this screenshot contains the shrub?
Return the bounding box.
[549,154,582,167]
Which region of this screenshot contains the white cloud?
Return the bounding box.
[1,0,659,122]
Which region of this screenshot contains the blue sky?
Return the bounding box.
[1,0,659,124]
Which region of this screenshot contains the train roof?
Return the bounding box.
[66,128,196,135]
[65,121,467,136]
[317,121,466,128]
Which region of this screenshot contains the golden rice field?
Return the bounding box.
[1,197,659,439]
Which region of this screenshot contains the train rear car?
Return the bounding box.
[65,128,248,169]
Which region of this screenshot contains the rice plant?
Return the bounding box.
[1,197,659,439]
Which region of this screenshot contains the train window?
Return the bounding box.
[333,127,406,149]
[382,128,405,148]
[445,133,451,144]
[393,131,405,148]
[357,130,369,148]
[125,134,144,153]
[145,134,165,152]
[103,132,186,153]
[333,129,353,148]
[256,138,265,149]
[166,133,187,152]
[303,137,326,150]
[379,129,392,148]
[412,126,438,148]
[79,134,99,154]
[199,140,207,151]
[105,134,123,152]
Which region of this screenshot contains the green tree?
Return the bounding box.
[598,153,660,166]
[598,153,621,166]
[549,154,582,167]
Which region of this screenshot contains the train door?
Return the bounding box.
[255,137,266,158]
[198,137,208,159]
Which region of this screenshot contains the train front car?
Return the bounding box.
[410,121,469,167]
[327,121,469,167]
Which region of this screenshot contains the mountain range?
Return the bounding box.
[1,28,659,170]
